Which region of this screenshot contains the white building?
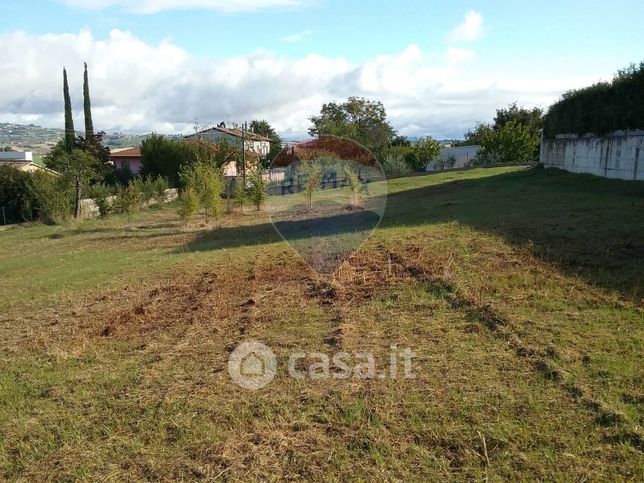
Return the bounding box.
[0,151,33,163]
[184,125,271,158]
[0,151,58,175]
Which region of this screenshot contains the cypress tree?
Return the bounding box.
[63,67,75,153]
[83,62,94,142]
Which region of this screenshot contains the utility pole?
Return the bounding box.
[241,121,247,186]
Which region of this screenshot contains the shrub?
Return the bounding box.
[225,178,235,213]
[178,187,199,226]
[475,121,538,165]
[297,159,322,210]
[26,172,72,224]
[153,176,170,203]
[431,154,458,171]
[344,165,361,206]
[180,162,224,222]
[234,177,247,211]
[381,152,412,176]
[88,183,113,217]
[140,134,198,186]
[104,167,135,186]
[0,166,33,224]
[0,167,71,225]
[114,182,142,223]
[202,177,224,221]
[410,137,441,170]
[133,178,156,206]
[247,172,266,211]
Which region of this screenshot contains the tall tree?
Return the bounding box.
[493,102,543,139]
[308,97,396,154]
[462,102,543,160]
[43,148,98,218]
[463,122,495,146]
[63,67,75,153]
[83,62,95,142]
[475,121,538,165]
[75,131,111,178]
[408,137,441,170]
[140,134,198,186]
[44,132,111,182]
[67,149,98,218]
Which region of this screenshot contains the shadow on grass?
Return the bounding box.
[135,222,178,230]
[91,231,185,242]
[386,168,644,298]
[183,167,644,300]
[47,227,117,239]
[183,210,381,253]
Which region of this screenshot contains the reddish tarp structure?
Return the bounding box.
[271,136,378,168]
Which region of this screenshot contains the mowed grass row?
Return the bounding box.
[0,166,642,479]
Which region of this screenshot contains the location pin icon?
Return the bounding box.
[268,136,387,274]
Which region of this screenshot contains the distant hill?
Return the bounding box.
[0,123,153,154]
[0,123,466,154]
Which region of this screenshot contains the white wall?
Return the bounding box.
[263,168,285,183]
[426,145,480,171]
[540,133,644,181]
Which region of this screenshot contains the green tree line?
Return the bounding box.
[543,61,644,138]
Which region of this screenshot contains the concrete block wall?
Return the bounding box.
[540,133,644,180]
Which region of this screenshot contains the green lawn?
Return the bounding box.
[0,166,642,480]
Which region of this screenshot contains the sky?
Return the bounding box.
[1,0,643,139]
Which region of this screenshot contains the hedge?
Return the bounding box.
[543,61,644,138]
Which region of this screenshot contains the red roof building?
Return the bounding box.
[271,136,378,168]
[110,147,142,173]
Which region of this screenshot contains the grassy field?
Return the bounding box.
[0,166,642,480]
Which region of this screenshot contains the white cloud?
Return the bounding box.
[446,46,475,63]
[0,29,599,139]
[281,30,312,42]
[64,0,313,14]
[448,10,484,42]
